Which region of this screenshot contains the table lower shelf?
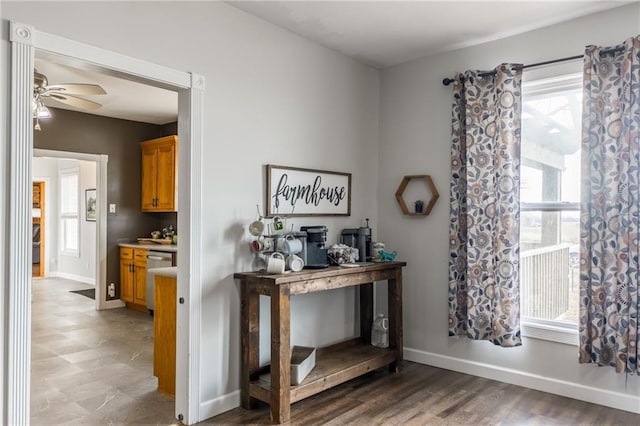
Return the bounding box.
[249,339,397,404]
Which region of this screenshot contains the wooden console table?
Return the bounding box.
[234,261,406,423]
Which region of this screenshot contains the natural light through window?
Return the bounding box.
[520,72,582,332]
[60,168,79,256]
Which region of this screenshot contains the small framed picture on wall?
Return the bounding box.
[85,189,97,221]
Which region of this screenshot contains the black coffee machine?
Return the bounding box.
[341,220,372,262]
[300,225,329,268]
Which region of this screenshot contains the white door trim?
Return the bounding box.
[9,21,204,425]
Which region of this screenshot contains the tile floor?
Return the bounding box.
[31,277,177,425]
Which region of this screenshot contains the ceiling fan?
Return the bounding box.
[33,69,107,130]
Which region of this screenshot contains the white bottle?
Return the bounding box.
[371,314,389,348]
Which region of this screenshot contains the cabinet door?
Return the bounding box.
[120,258,133,303]
[141,147,158,211]
[155,143,176,211]
[133,263,147,306]
[133,249,147,306]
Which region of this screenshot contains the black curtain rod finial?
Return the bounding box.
[442,77,455,86]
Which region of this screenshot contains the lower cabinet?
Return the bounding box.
[154,273,176,397]
[120,247,148,309]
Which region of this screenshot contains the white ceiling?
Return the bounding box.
[228,0,632,68]
[34,1,631,124]
[35,52,178,126]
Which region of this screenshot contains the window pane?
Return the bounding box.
[63,217,78,251]
[60,173,78,215]
[521,85,582,203]
[520,211,579,324]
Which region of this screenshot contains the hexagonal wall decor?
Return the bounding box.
[395,175,439,216]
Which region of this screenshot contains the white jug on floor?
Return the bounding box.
[371,314,389,348]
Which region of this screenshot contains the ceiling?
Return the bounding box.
[34,1,631,124]
[227,1,632,68]
[35,51,178,126]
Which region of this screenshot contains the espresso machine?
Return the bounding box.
[341,220,372,262]
[300,225,329,268]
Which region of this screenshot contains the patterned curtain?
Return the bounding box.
[579,36,640,374]
[448,64,523,348]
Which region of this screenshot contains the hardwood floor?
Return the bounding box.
[204,361,639,425]
[30,277,638,425]
[31,277,176,425]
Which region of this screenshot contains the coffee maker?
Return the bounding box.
[300,225,329,268]
[341,221,372,262]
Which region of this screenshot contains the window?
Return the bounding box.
[60,168,79,256]
[520,69,582,343]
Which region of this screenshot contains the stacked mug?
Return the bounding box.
[281,235,304,272]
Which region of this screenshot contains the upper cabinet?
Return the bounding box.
[141,135,178,212]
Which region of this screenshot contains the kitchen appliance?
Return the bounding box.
[146,250,174,314]
[300,225,328,268]
[341,223,372,262]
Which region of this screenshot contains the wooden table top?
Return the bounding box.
[234,261,406,285]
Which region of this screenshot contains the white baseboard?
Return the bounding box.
[50,271,95,285]
[404,347,640,414]
[198,390,240,423]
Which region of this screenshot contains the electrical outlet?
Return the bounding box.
[109,203,116,214]
[108,283,115,298]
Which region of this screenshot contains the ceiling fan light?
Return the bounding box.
[36,103,51,119]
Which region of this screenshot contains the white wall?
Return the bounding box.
[1,1,379,420]
[378,3,640,412]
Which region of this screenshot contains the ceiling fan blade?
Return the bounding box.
[47,93,103,110]
[45,83,107,95]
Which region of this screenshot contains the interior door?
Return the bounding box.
[32,182,45,278]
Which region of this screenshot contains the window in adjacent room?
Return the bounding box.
[59,167,79,256]
[520,67,582,342]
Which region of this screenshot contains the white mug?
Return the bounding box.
[248,219,264,237]
[282,235,303,255]
[266,252,285,274]
[251,236,274,252]
[286,254,304,272]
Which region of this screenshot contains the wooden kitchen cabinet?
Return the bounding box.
[154,272,177,397]
[140,135,178,212]
[120,247,148,310]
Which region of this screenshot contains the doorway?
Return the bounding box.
[32,181,45,278]
[8,21,205,425]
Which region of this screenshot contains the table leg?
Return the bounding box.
[240,280,260,409]
[388,268,403,372]
[270,284,291,423]
[359,282,373,344]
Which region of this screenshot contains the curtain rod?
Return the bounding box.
[441,46,625,86]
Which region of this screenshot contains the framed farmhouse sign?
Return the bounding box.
[266,164,351,217]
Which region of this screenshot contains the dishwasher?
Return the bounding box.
[146,250,173,314]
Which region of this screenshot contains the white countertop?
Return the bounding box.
[118,242,178,252]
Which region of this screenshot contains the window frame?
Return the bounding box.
[59,167,80,257]
[519,68,583,345]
